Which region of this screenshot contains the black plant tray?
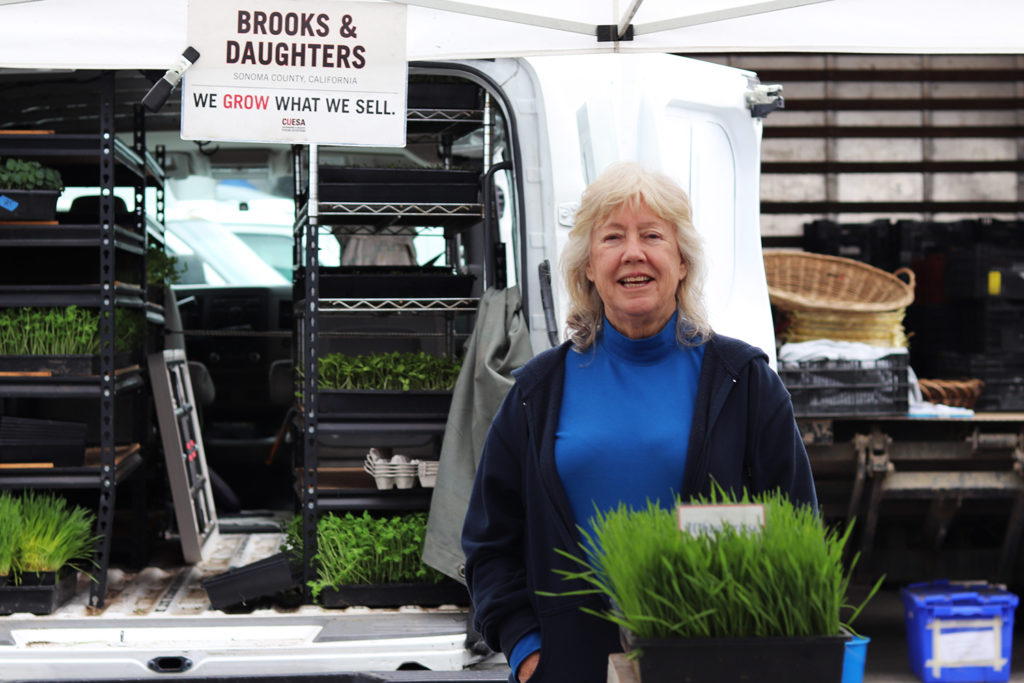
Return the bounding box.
[623,630,850,683]
[318,168,479,204]
[319,389,453,420]
[407,82,482,111]
[0,352,134,376]
[319,580,469,608]
[0,189,60,222]
[0,567,78,615]
[316,266,475,299]
[0,415,87,466]
[202,553,302,610]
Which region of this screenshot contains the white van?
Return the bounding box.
[0,52,777,680]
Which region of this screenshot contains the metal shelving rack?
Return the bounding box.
[292,85,502,597]
[0,72,165,607]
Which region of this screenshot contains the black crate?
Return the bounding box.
[946,244,1024,301]
[904,304,957,378]
[936,351,1024,412]
[803,219,899,271]
[779,353,909,416]
[953,300,1024,353]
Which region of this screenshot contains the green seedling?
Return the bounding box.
[317,351,461,391]
[283,511,445,599]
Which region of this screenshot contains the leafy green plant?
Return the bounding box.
[0,157,64,191]
[317,351,462,391]
[0,492,99,582]
[546,487,883,641]
[283,512,445,599]
[0,492,22,578]
[0,306,140,355]
[0,307,99,355]
[147,241,185,287]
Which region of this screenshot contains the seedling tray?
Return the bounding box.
[316,266,475,299]
[319,580,469,608]
[319,389,453,420]
[0,567,78,615]
[202,553,302,610]
[623,630,849,683]
[407,82,481,111]
[0,189,60,222]
[318,167,479,204]
[0,352,133,376]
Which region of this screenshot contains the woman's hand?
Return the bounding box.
[517,651,540,681]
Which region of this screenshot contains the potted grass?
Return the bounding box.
[0,491,100,615]
[285,511,468,608]
[0,491,21,588]
[0,157,64,222]
[549,488,883,683]
[316,350,461,418]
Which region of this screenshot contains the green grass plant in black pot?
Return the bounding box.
[284,511,467,608]
[548,487,883,683]
[0,491,21,587]
[0,157,64,222]
[0,491,100,615]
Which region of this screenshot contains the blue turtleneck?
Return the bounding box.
[555,314,705,536]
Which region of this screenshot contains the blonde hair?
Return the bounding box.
[561,161,711,349]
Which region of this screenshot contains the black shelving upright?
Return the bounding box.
[0,71,165,607]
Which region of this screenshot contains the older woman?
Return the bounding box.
[461,162,815,683]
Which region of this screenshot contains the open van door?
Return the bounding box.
[468,53,778,361]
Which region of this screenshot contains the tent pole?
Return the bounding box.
[616,0,644,40]
[384,0,595,35]
[634,0,832,35]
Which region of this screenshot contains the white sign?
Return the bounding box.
[935,627,998,665]
[182,0,407,147]
[677,504,766,537]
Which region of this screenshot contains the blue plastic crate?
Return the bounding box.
[901,580,1019,682]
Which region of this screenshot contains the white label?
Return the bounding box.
[677,504,765,537]
[182,0,407,146]
[936,628,998,664]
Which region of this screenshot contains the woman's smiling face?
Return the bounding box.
[585,202,687,339]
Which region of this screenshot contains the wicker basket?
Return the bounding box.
[784,309,909,347]
[765,250,915,347]
[918,378,985,409]
[764,251,915,313]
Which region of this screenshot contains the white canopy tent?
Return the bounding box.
[0,0,1021,71]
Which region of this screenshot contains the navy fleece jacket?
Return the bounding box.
[461,333,817,683]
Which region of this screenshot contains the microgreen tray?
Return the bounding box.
[319,580,469,608]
